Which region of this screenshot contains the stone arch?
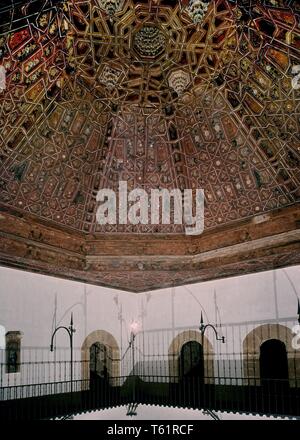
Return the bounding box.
[243,324,300,387]
[0,325,5,350]
[81,330,120,387]
[168,330,214,384]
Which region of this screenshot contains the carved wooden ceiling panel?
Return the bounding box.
[0,0,299,291]
[0,0,299,236]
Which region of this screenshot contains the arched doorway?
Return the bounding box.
[178,340,205,407]
[179,341,204,379]
[81,330,120,388]
[89,342,109,381]
[242,324,299,387]
[260,339,289,389]
[168,330,214,385]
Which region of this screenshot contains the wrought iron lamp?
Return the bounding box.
[199,311,225,343]
[129,321,139,371]
[128,321,139,407]
[50,314,76,395]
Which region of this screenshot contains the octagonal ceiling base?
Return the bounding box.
[0,204,299,293]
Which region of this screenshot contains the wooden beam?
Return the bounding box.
[0,204,299,292]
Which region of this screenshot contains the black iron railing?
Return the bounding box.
[0,374,299,420]
[1,317,300,419]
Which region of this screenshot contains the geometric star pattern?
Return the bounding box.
[0,1,299,235]
[0,0,299,291]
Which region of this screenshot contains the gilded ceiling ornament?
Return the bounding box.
[168,70,191,95]
[187,0,211,24]
[97,0,124,16]
[99,65,122,90]
[0,65,6,92]
[133,26,166,58]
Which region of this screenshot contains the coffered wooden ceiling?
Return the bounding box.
[0,0,299,292]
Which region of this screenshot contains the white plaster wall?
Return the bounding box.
[140,267,300,333]
[0,265,299,389]
[0,266,139,390]
[135,266,300,383]
[0,266,138,351]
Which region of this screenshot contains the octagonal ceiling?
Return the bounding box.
[0,0,299,292]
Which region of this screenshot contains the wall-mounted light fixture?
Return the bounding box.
[50,314,76,395]
[199,311,225,343]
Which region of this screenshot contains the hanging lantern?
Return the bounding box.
[187,0,211,24]
[168,69,190,96]
[97,0,124,17]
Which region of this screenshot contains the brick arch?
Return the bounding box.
[81,330,120,387]
[168,330,214,384]
[243,324,300,387]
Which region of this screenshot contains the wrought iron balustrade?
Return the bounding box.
[0,317,299,419]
